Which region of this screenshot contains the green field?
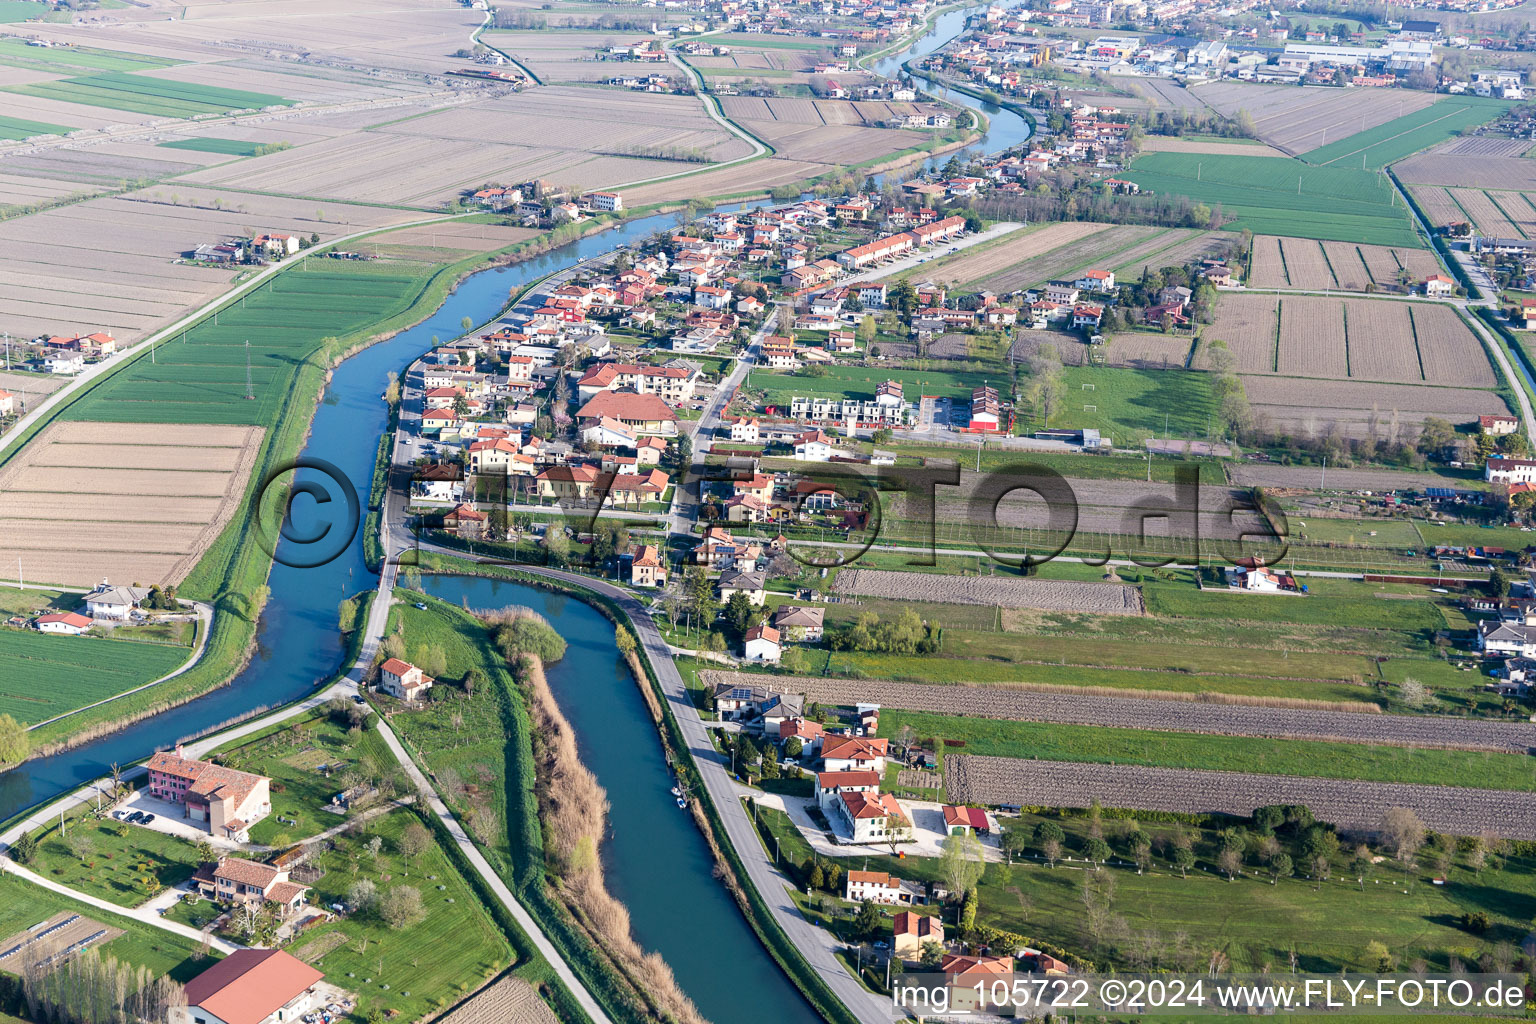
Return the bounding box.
[1123,153,1422,246]
[749,365,993,405]
[754,804,1536,975]
[4,71,290,117]
[1040,366,1214,444]
[0,113,69,139]
[0,38,178,72]
[0,630,190,725]
[0,0,45,21]
[875,709,1536,791]
[24,810,202,907]
[156,137,263,156]
[64,262,440,426]
[1299,96,1511,170]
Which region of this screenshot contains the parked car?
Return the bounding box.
[140,814,156,824]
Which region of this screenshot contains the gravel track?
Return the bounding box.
[946,755,1536,838]
[832,568,1145,614]
[750,675,1536,754]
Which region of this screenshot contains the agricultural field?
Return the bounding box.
[434,975,559,1024]
[3,71,292,118]
[1298,95,1509,170]
[896,221,1104,287]
[154,137,266,156]
[970,224,1165,293]
[1107,228,1235,281]
[1240,374,1513,439]
[732,116,930,165]
[363,220,543,260]
[0,189,432,345]
[483,29,674,83]
[62,260,440,426]
[0,39,180,74]
[1396,149,1536,190]
[1122,152,1422,246]
[1125,76,1212,112]
[0,627,190,725]
[620,156,833,205]
[0,421,264,587]
[1101,331,1194,369]
[945,754,1536,837]
[1136,136,1286,157]
[0,112,67,139]
[1198,293,1493,386]
[179,87,755,206]
[831,569,1146,613]
[1193,81,1440,155]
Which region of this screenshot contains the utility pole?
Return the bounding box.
[244,340,255,400]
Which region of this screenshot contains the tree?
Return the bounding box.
[378,885,425,929]
[808,862,825,891]
[1382,807,1425,865]
[1217,848,1242,880]
[1002,826,1030,864]
[1083,836,1112,870]
[725,591,757,637]
[615,626,637,658]
[939,832,986,897]
[1490,567,1510,598]
[338,597,359,634]
[11,831,36,864]
[0,713,31,768]
[1351,846,1373,892]
[543,524,570,565]
[854,899,882,940]
[347,879,379,914]
[783,736,803,758]
[1171,844,1195,879]
[959,886,979,933]
[1397,677,1429,709]
[1269,852,1293,885]
[919,941,945,969]
[883,810,912,856]
[397,821,432,874]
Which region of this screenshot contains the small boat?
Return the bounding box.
[670,785,682,797]
[676,796,687,809]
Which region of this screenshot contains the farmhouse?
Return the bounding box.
[941,804,991,836]
[845,870,921,905]
[1487,458,1536,485]
[192,857,310,918]
[146,748,272,841]
[379,658,435,701]
[184,949,326,1024]
[770,605,824,641]
[814,769,880,811]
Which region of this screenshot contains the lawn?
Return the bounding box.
[64,261,442,427]
[208,711,398,847]
[156,137,264,156]
[0,629,191,725]
[0,0,44,21]
[1031,366,1215,444]
[1122,153,1422,247]
[748,365,994,405]
[1299,96,1511,170]
[22,810,202,908]
[3,72,289,117]
[1140,579,1446,632]
[873,709,1536,791]
[267,807,513,1022]
[0,113,69,139]
[0,874,207,981]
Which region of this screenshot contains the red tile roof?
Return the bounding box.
[185,949,323,1024]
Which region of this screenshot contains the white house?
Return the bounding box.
[833,789,905,844]
[85,581,150,620]
[43,350,84,374]
[845,870,913,905]
[742,623,781,662]
[1478,617,1536,658]
[730,418,760,444]
[821,735,888,772]
[1226,563,1296,592]
[36,611,91,635]
[379,657,435,700]
[814,769,880,812]
[1487,458,1536,485]
[1074,268,1115,293]
[793,430,834,462]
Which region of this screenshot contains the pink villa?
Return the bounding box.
[146,747,272,842]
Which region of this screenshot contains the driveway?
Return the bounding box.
[113,792,244,851]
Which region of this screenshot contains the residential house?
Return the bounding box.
[0,390,13,416]
[576,391,678,436]
[814,769,880,812]
[793,429,834,461]
[192,857,310,918]
[411,463,464,502]
[1227,561,1297,592]
[84,580,150,619]
[252,233,300,258]
[1074,268,1115,293]
[832,789,905,844]
[146,748,272,841]
[582,190,623,212]
[379,658,435,701]
[712,680,803,727]
[582,416,639,449]
[776,716,824,752]
[1486,457,1536,485]
[631,544,667,587]
[43,350,83,374]
[1424,274,1455,297]
[1481,415,1519,435]
[442,503,486,539]
[845,870,913,904]
[821,735,888,773]
[183,948,325,1024]
[719,568,767,605]
[35,612,92,635]
[742,623,781,663]
[941,804,991,836]
[770,605,823,641]
[892,911,944,960]
[939,954,1014,1013]
[730,418,760,443]
[1478,616,1536,658]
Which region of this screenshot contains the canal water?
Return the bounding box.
[0,7,1029,1019]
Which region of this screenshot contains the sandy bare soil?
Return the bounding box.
[946,755,1536,838]
[433,975,560,1024]
[1397,153,1536,190]
[833,568,1145,614]
[1193,82,1438,154]
[0,421,264,587]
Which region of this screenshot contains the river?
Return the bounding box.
[0,7,1028,1019]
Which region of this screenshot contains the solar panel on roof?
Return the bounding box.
[730,688,752,699]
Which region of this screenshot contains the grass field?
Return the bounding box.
[1299,96,1511,170]
[23,812,201,907]
[874,710,1536,791]
[748,365,993,404]
[0,38,177,72]
[0,0,45,21]
[0,113,69,139]
[63,261,440,426]
[1039,366,1214,443]
[0,630,190,725]
[754,804,1536,975]
[1123,153,1422,246]
[156,137,263,156]
[4,72,289,118]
